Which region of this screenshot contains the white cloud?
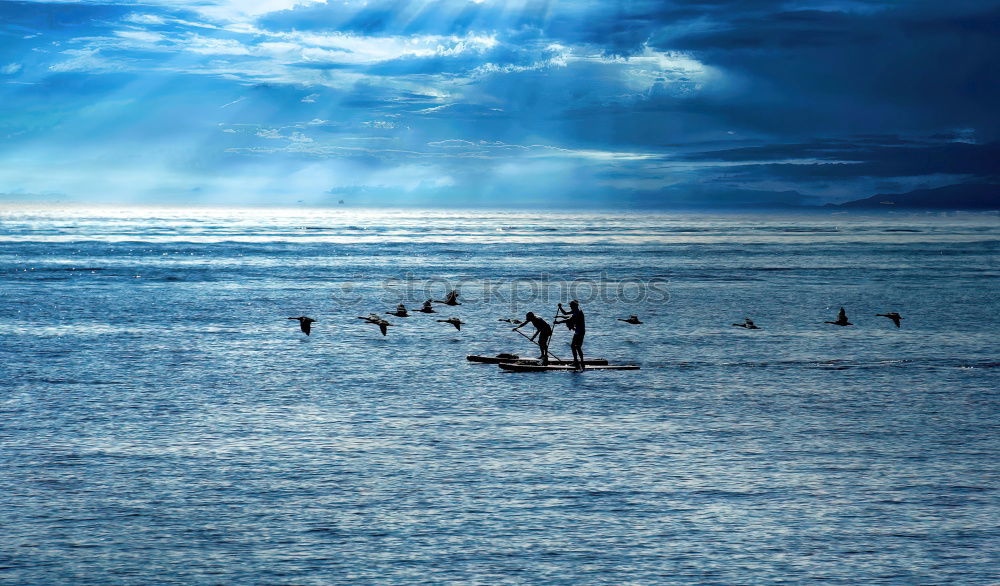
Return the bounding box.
[100,22,499,67]
[124,13,167,25]
[48,49,119,73]
[256,128,284,139]
[282,31,497,64]
[114,30,166,43]
[124,12,219,30]
[191,0,327,23]
[572,46,716,97]
[1,63,23,75]
[183,35,253,55]
[363,120,398,129]
[426,139,659,161]
[28,4,717,111]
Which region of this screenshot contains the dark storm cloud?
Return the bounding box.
[656,3,1000,138]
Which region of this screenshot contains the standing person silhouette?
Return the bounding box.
[513,311,553,365]
[556,300,586,370]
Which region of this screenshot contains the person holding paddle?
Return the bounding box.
[555,300,586,370]
[512,311,553,365]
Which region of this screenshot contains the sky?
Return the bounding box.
[1,0,998,208]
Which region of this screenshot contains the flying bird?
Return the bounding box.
[876,312,903,328]
[732,318,760,329]
[825,307,853,327]
[358,315,392,335]
[415,299,437,313]
[435,290,461,306]
[386,304,409,318]
[287,316,316,335]
[618,315,642,325]
[498,318,522,325]
[437,317,466,331]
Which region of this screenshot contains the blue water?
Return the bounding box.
[1,206,998,584]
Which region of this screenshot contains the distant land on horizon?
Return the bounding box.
[830,183,1000,210]
[615,182,1000,211]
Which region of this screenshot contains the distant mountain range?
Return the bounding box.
[833,183,999,210]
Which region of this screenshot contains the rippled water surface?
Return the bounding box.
[1,206,998,584]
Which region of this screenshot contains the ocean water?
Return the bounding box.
[0,206,997,584]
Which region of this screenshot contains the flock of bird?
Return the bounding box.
[288,290,467,337]
[822,307,904,328]
[287,290,904,338]
[730,308,903,330]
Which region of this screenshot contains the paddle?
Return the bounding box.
[512,328,564,362]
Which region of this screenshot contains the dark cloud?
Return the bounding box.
[656,4,1000,138]
[672,10,878,50]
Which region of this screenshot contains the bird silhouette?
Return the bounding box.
[825,307,853,326]
[732,318,760,329]
[287,316,316,335]
[876,312,903,328]
[437,317,466,331]
[618,315,642,325]
[357,315,392,335]
[386,304,409,318]
[498,318,522,325]
[415,299,437,313]
[434,290,461,306]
